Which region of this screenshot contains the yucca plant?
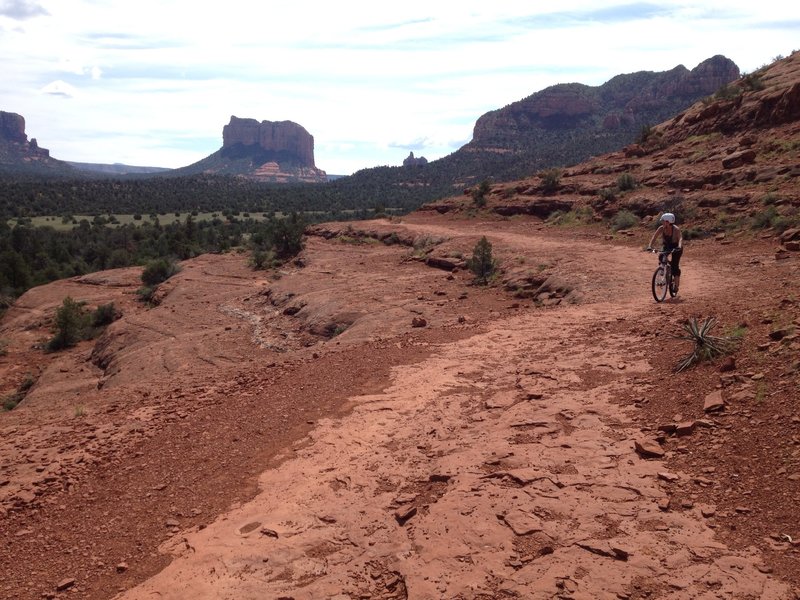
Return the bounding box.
[674,317,736,372]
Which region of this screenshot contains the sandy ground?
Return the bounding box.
[1,213,798,599]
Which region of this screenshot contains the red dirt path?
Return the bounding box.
[1,213,798,599]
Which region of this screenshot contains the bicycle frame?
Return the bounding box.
[651,249,675,302]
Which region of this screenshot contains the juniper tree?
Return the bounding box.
[468,236,497,285]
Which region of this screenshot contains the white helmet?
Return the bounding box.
[660,212,676,223]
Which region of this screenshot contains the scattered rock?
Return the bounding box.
[719,356,736,372]
[411,317,427,328]
[56,579,75,592]
[769,328,792,341]
[703,390,726,412]
[721,149,756,169]
[259,527,279,538]
[675,422,695,436]
[116,562,129,573]
[394,505,417,526]
[635,439,665,459]
[780,228,800,243]
[658,498,671,511]
[658,472,680,482]
[575,540,629,561]
[775,248,791,260]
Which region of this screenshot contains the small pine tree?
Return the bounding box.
[471,180,491,207]
[47,297,91,351]
[467,236,497,285]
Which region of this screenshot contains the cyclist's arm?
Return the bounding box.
[676,228,683,249]
[647,226,662,249]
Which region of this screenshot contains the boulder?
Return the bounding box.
[722,149,756,169]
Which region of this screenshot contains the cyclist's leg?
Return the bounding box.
[672,249,683,291]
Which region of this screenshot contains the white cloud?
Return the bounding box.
[2,0,799,173]
[0,0,48,20]
[40,79,77,97]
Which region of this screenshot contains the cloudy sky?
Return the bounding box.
[1,1,798,175]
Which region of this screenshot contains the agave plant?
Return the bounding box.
[674,317,736,372]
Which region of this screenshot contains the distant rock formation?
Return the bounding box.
[178,116,327,183]
[1,111,27,143]
[403,152,428,167]
[1,110,51,159]
[432,55,741,183]
[222,117,316,168]
[0,110,76,176]
[471,56,740,148]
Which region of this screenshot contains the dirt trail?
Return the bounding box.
[115,222,792,599]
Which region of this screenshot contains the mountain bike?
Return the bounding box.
[647,248,677,302]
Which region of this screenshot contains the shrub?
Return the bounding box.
[471,180,491,207]
[714,84,741,101]
[91,303,119,327]
[597,187,616,202]
[538,169,562,194]
[751,206,779,229]
[141,258,180,286]
[611,210,639,231]
[674,317,737,372]
[547,206,594,227]
[272,214,306,260]
[617,173,637,191]
[47,297,91,351]
[467,236,497,285]
[249,249,275,270]
[636,124,653,144]
[136,285,158,305]
[741,72,765,91]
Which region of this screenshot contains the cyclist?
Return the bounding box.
[646,212,683,292]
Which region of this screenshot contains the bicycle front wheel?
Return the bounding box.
[652,266,668,302]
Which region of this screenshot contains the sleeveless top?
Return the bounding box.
[662,225,681,250]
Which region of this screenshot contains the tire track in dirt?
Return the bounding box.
[117,231,793,599]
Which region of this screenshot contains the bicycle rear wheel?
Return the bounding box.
[652,266,668,302]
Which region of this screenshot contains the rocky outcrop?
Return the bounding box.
[0,110,65,175]
[403,152,428,167]
[471,56,739,149]
[658,51,800,143]
[1,111,27,143]
[222,116,316,168]
[178,116,327,182]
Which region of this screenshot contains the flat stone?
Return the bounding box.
[703,390,726,413]
[56,579,75,592]
[394,505,417,526]
[635,439,665,459]
[575,540,629,561]
[501,509,543,536]
[658,472,680,482]
[675,421,695,436]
